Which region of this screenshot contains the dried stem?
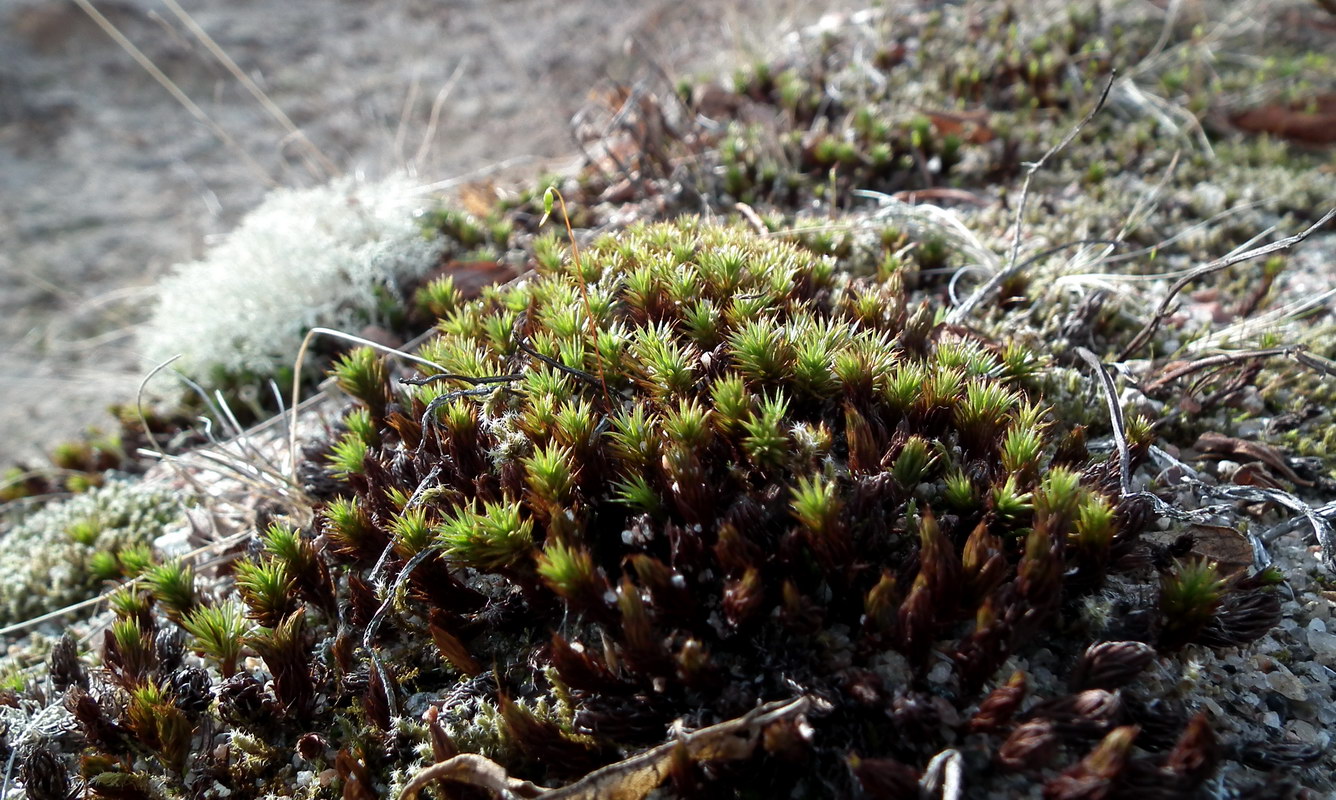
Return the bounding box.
[1118,208,1336,360]
[949,73,1115,322]
[1075,347,1132,497]
[1144,345,1303,391]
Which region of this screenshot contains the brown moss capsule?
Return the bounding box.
[724,566,765,628]
[849,754,921,799]
[1042,725,1138,800]
[961,520,1007,603]
[969,670,1028,733]
[998,719,1060,771]
[1070,641,1156,692]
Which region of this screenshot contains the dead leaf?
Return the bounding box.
[1231,462,1286,490]
[1194,432,1313,487]
[335,749,378,800]
[457,181,500,218]
[429,620,483,676]
[1229,93,1336,146]
[445,260,516,300]
[922,109,995,144]
[1187,524,1254,574]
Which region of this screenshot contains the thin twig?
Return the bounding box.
[949,73,1115,322]
[405,155,551,196]
[414,59,470,168]
[417,383,514,444]
[364,546,440,721]
[515,338,601,385]
[1144,345,1302,391]
[401,373,523,388]
[1118,208,1336,360]
[1293,350,1336,379]
[393,70,422,170]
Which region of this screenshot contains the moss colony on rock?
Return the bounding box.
[15,220,1299,800]
[6,1,1335,798]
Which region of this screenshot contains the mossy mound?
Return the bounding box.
[14,220,1295,800]
[4,2,1335,798]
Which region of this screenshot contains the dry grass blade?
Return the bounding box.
[1144,346,1304,391]
[415,59,470,168]
[1118,208,1336,360]
[949,73,1116,323]
[1190,285,1336,353]
[157,0,339,179]
[69,0,276,187]
[0,526,251,638]
[287,327,450,481]
[1075,347,1133,497]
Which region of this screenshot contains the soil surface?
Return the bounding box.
[0,0,839,463]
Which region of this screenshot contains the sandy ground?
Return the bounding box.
[0,0,842,463]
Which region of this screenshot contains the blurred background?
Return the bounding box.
[0,0,839,462]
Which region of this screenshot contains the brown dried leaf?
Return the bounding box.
[457,181,499,218]
[1230,94,1336,145]
[850,754,921,799]
[1231,462,1286,490]
[446,260,517,301]
[1194,432,1312,487]
[429,617,483,677]
[336,749,378,800]
[923,108,995,143]
[1186,524,1254,574]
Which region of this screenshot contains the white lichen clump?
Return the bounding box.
[0,480,182,625]
[140,175,445,384]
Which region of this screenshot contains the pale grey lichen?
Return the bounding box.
[0,480,183,626]
[139,175,446,388]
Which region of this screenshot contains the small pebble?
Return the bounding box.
[1287,720,1319,743]
[1237,419,1265,438]
[1306,628,1336,665]
[1267,665,1308,702]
